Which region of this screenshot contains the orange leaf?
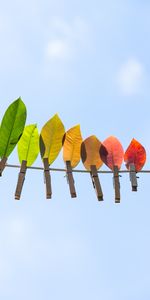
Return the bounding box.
[63,125,82,168]
[100,136,124,170]
[81,135,103,170]
[124,138,146,171]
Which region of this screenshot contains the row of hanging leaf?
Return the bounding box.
[0,98,146,201]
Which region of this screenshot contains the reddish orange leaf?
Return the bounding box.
[81,135,103,170]
[100,136,124,170]
[124,138,146,171]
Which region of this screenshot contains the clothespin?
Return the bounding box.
[66,161,77,198]
[0,157,7,176]
[43,158,52,199]
[129,163,138,191]
[113,166,121,203]
[90,165,103,201]
[15,160,27,200]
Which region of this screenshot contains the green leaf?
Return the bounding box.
[18,124,39,167]
[0,98,27,158]
[40,114,65,165]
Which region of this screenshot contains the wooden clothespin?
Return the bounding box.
[90,165,103,201]
[113,166,121,203]
[129,163,138,191]
[66,161,77,198]
[43,158,52,199]
[0,157,7,176]
[15,160,27,200]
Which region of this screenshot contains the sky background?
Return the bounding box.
[0,0,150,299]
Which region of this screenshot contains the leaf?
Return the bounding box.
[18,124,39,167]
[40,114,65,165]
[63,125,82,168]
[81,135,103,170]
[0,98,27,158]
[100,136,124,170]
[124,138,146,171]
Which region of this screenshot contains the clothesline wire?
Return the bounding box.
[5,164,150,174]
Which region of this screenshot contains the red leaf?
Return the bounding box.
[100,136,124,170]
[124,138,146,171]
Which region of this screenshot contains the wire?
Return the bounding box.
[5,163,150,174]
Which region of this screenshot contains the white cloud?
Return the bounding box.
[9,218,28,239]
[45,16,89,61]
[46,39,70,60]
[117,58,144,95]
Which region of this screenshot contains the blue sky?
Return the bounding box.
[0,1,150,299]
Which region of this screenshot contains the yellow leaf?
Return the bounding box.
[63,125,82,168]
[81,135,103,170]
[40,114,65,165]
